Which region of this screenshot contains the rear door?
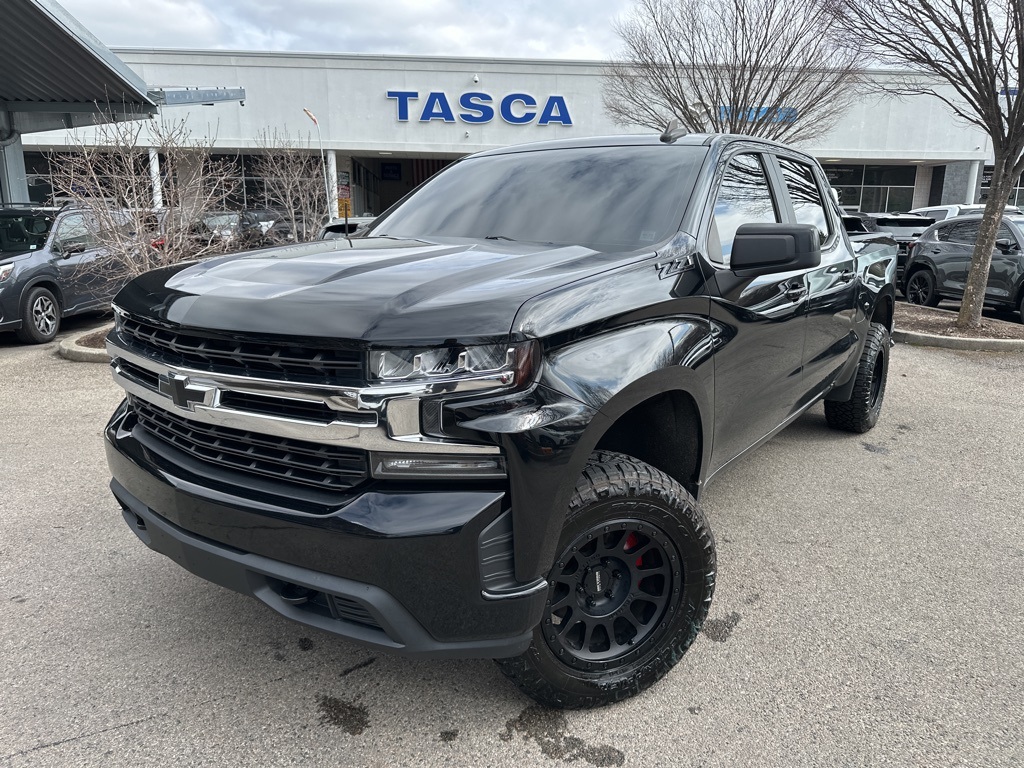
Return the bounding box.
[938,220,979,293]
[771,154,858,403]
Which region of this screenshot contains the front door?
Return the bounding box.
[706,152,808,473]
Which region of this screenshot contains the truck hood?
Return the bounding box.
[115,237,654,344]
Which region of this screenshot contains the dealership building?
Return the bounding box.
[4,43,1006,216]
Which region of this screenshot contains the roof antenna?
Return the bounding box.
[660,118,685,144]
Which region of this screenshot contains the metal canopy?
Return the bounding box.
[0,0,156,113]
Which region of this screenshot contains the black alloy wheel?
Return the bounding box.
[905,269,940,307]
[544,520,677,667]
[496,451,716,709]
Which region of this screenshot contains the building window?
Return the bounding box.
[979,166,1024,206]
[822,164,917,212]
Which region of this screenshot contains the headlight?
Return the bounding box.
[368,341,537,388]
[0,263,14,284]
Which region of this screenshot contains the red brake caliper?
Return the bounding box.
[624,532,643,567]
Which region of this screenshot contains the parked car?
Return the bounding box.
[903,213,1024,320]
[104,132,897,708]
[864,212,935,286]
[910,203,1021,221]
[0,204,120,343]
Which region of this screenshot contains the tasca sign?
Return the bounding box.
[386,91,572,125]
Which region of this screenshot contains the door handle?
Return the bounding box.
[931,248,942,254]
[784,284,807,301]
[838,270,856,283]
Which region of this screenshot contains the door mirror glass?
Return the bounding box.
[995,237,1016,252]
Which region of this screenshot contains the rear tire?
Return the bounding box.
[495,451,716,709]
[825,322,889,433]
[15,286,60,344]
[905,269,939,307]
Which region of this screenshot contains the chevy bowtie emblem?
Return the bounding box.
[158,373,207,410]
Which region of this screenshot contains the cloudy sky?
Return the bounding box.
[60,0,634,60]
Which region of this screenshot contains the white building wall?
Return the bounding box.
[22,49,991,167]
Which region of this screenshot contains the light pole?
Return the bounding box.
[303,107,333,222]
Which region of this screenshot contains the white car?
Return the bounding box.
[910,203,1020,221]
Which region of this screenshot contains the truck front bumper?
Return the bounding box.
[105,403,548,659]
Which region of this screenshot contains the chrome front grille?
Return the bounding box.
[117,315,365,386]
[130,397,369,492]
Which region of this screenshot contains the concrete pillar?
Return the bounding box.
[327,149,339,220]
[0,134,30,204]
[149,147,163,209]
[965,160,982,204]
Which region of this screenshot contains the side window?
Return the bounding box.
[710,153,779,266]
[53,214,98,250]
[935,225,954,242]
[947,221,980,245]
[778,157,831,242]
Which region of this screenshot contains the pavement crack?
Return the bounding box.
[1,713,163,760]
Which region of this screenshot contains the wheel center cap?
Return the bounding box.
[583,566,611,597]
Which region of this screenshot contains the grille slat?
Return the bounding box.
[131,399,368,491]
[119,316,365,385]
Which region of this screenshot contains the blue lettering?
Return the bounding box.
[538,95,572,126]
[386,90,418,122]
[420,92,456,122]
[500,93,537,124]
[459,92,494,123]
[776,107,798,123]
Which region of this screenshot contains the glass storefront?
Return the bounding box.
[822,164,917,212]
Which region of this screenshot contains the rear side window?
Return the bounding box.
[778,157,830,242]
[710,154,779,265]
[947,221,980,244]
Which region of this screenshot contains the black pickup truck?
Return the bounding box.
[104,132,897,708]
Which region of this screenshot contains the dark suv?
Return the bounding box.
[0,205,118,343]
[904,213,1024,319]
[104,133,897,708]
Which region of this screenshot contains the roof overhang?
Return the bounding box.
[0,0,157,135]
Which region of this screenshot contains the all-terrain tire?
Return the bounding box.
[15,286,60,344]
[495,451,716,709]
[824,322,889,433]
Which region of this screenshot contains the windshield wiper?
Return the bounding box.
[485,235,516,241]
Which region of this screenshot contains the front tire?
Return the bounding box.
[15,286,60,344]
[495,451,716,709]
[824,322,889,433]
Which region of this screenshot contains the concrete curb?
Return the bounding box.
[58,325,111,363]
[893,328,1024,352]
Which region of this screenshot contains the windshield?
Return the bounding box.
[369,145,708,252]
[203,213,241,229]
[0,214,53,253]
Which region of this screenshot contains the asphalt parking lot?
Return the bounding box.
[1,326,1022,767]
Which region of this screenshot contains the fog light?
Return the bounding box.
[371,453,506,479]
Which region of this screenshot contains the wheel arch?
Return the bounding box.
[21,278,65,314]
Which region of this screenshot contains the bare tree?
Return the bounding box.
[603,0,864,144]
[827,0,1023,330]
[49,114,238,296]
[251,130,329,243]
